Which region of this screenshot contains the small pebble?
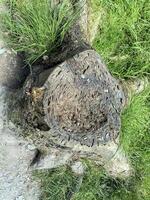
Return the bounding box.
[0,48,6,55]
[71,161,84,175]
[27,144,36,151]
[15,195,24,200]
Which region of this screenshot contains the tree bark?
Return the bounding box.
[17,50,125,148]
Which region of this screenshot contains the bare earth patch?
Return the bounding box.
[0,88,40,200]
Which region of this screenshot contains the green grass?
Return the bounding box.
[1,0,149,199]
[34,162,134,200]
[93,0,150,78]
[0,0,79,64]
[120,87,150,199]
[34,87,150,200]
[71,162,136,200]
[34,167,80,200]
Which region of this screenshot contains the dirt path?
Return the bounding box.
[0,3,40,196]
[0,88,40,200]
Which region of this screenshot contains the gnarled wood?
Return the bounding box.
[23,50,125,147]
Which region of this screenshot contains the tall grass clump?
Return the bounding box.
[93,0,150,78]
[0,0,79,64]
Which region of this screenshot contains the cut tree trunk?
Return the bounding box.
[7,49,148,178]
[19,50,125,147]
[9,49,133,179]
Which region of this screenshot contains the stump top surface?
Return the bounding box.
[43,50,125,146]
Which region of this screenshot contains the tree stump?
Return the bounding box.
[22,50,125,148]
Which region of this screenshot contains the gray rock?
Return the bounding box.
[0,4,28,89]
[0,45,24,88]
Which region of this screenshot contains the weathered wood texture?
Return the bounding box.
[23,50,125,147]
